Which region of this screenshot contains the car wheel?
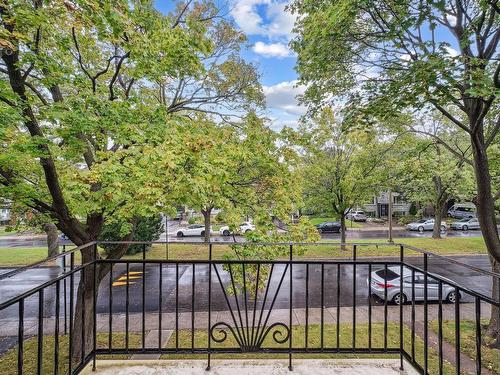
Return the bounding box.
[392,292,407,305]
[245,229,251,233]
[462,225,468,231]
[223,230,230,236]
[318,229,323,234]
[418,226,424,233]
[440,225,446,231]
[446,290,460,304]
[176,231,184,237]
[200,231,205,237]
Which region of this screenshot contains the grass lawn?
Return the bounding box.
[0,333,141,375]
[0,237,488,266]
[430,319,500,373]
[0,324,456,375]
[0,247,49,266]
[131,237,488,261]
[308,217,363,228]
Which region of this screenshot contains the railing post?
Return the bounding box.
[92,251,97,371]
[399,245,404,370]
[207,243,212,371]
[63,244,67,335]
[352,245,356,350]
[423,253,428,374]
[289,244,293,371]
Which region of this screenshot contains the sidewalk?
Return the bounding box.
[0,302,491,336]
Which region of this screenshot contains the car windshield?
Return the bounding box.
[458,218,470,222]
[416,219,426,223]
[356,211,365,215]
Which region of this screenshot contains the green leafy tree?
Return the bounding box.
[291,108,391,246]
[181,113,300,242]
[290,0,500,342]
[0,0,261,359]
[398,133,476,238]
[99,215,163,255]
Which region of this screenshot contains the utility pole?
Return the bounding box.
[388,189,394,243]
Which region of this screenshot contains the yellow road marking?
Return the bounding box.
[112,281,136,287]
[127,271,143,275]
[117,276,141,281]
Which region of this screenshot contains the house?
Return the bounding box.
[363,191,411,218]
[0,200,10,225]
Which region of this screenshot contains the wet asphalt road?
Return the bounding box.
[0,255,492,321]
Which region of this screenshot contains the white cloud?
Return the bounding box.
[231,0,296,40]
[445,14,457,27]
[263,80,307,116]
[444,46,459,57]
[252,41,292,58]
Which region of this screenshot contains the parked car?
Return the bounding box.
[406,219,447,232]
[368,266,459,305]
[316,221,341,233]
[219,222,255,236]
[447,204,476,219]
[346,210,367,222]
[450,217,480,231]
[176,224,210,237]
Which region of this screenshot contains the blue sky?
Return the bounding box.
[154,0,305,130]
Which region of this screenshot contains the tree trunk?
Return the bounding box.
[340,214,346,250]
[201,208,212,243]
[470,132,500,344]
[70,230,135,362]
[44,222,60,258]
[485,256,500,348]
[432,203,445,239]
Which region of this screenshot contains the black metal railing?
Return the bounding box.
[0,241,498,375]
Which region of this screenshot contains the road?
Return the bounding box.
[0,255,493,321]
[0,227,484,249]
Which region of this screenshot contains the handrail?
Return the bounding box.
[402,244,500,279]
[0,262,89,310]
[0,241,96,281]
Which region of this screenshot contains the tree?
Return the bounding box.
[398,133,475,238]
[291,108,390,245]
[290,0,500,344]
[0,0,261,360]
[99,215,163,255]
[182,113,298,242]
[156,2,264,122]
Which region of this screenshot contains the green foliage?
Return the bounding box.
[188,217,197,225]
[223,217,320,295]
[0,0,264,251]
[287,108,389,222]
[100,215,163,255]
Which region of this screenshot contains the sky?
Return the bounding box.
[154,0,304,130]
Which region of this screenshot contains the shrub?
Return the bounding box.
[397,215,417,226]
[188,217,196,224]
[99,215,163,255]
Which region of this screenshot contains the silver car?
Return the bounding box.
[368,266,459,305]
[346,210,367,222]
[450,217,480,231]
[406,219,447,232]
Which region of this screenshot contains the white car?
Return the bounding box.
[219,222,255,236]
[176,224,211,237]
[346,210,367,222]
[450,218,480,231]
[406,219,447,232]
